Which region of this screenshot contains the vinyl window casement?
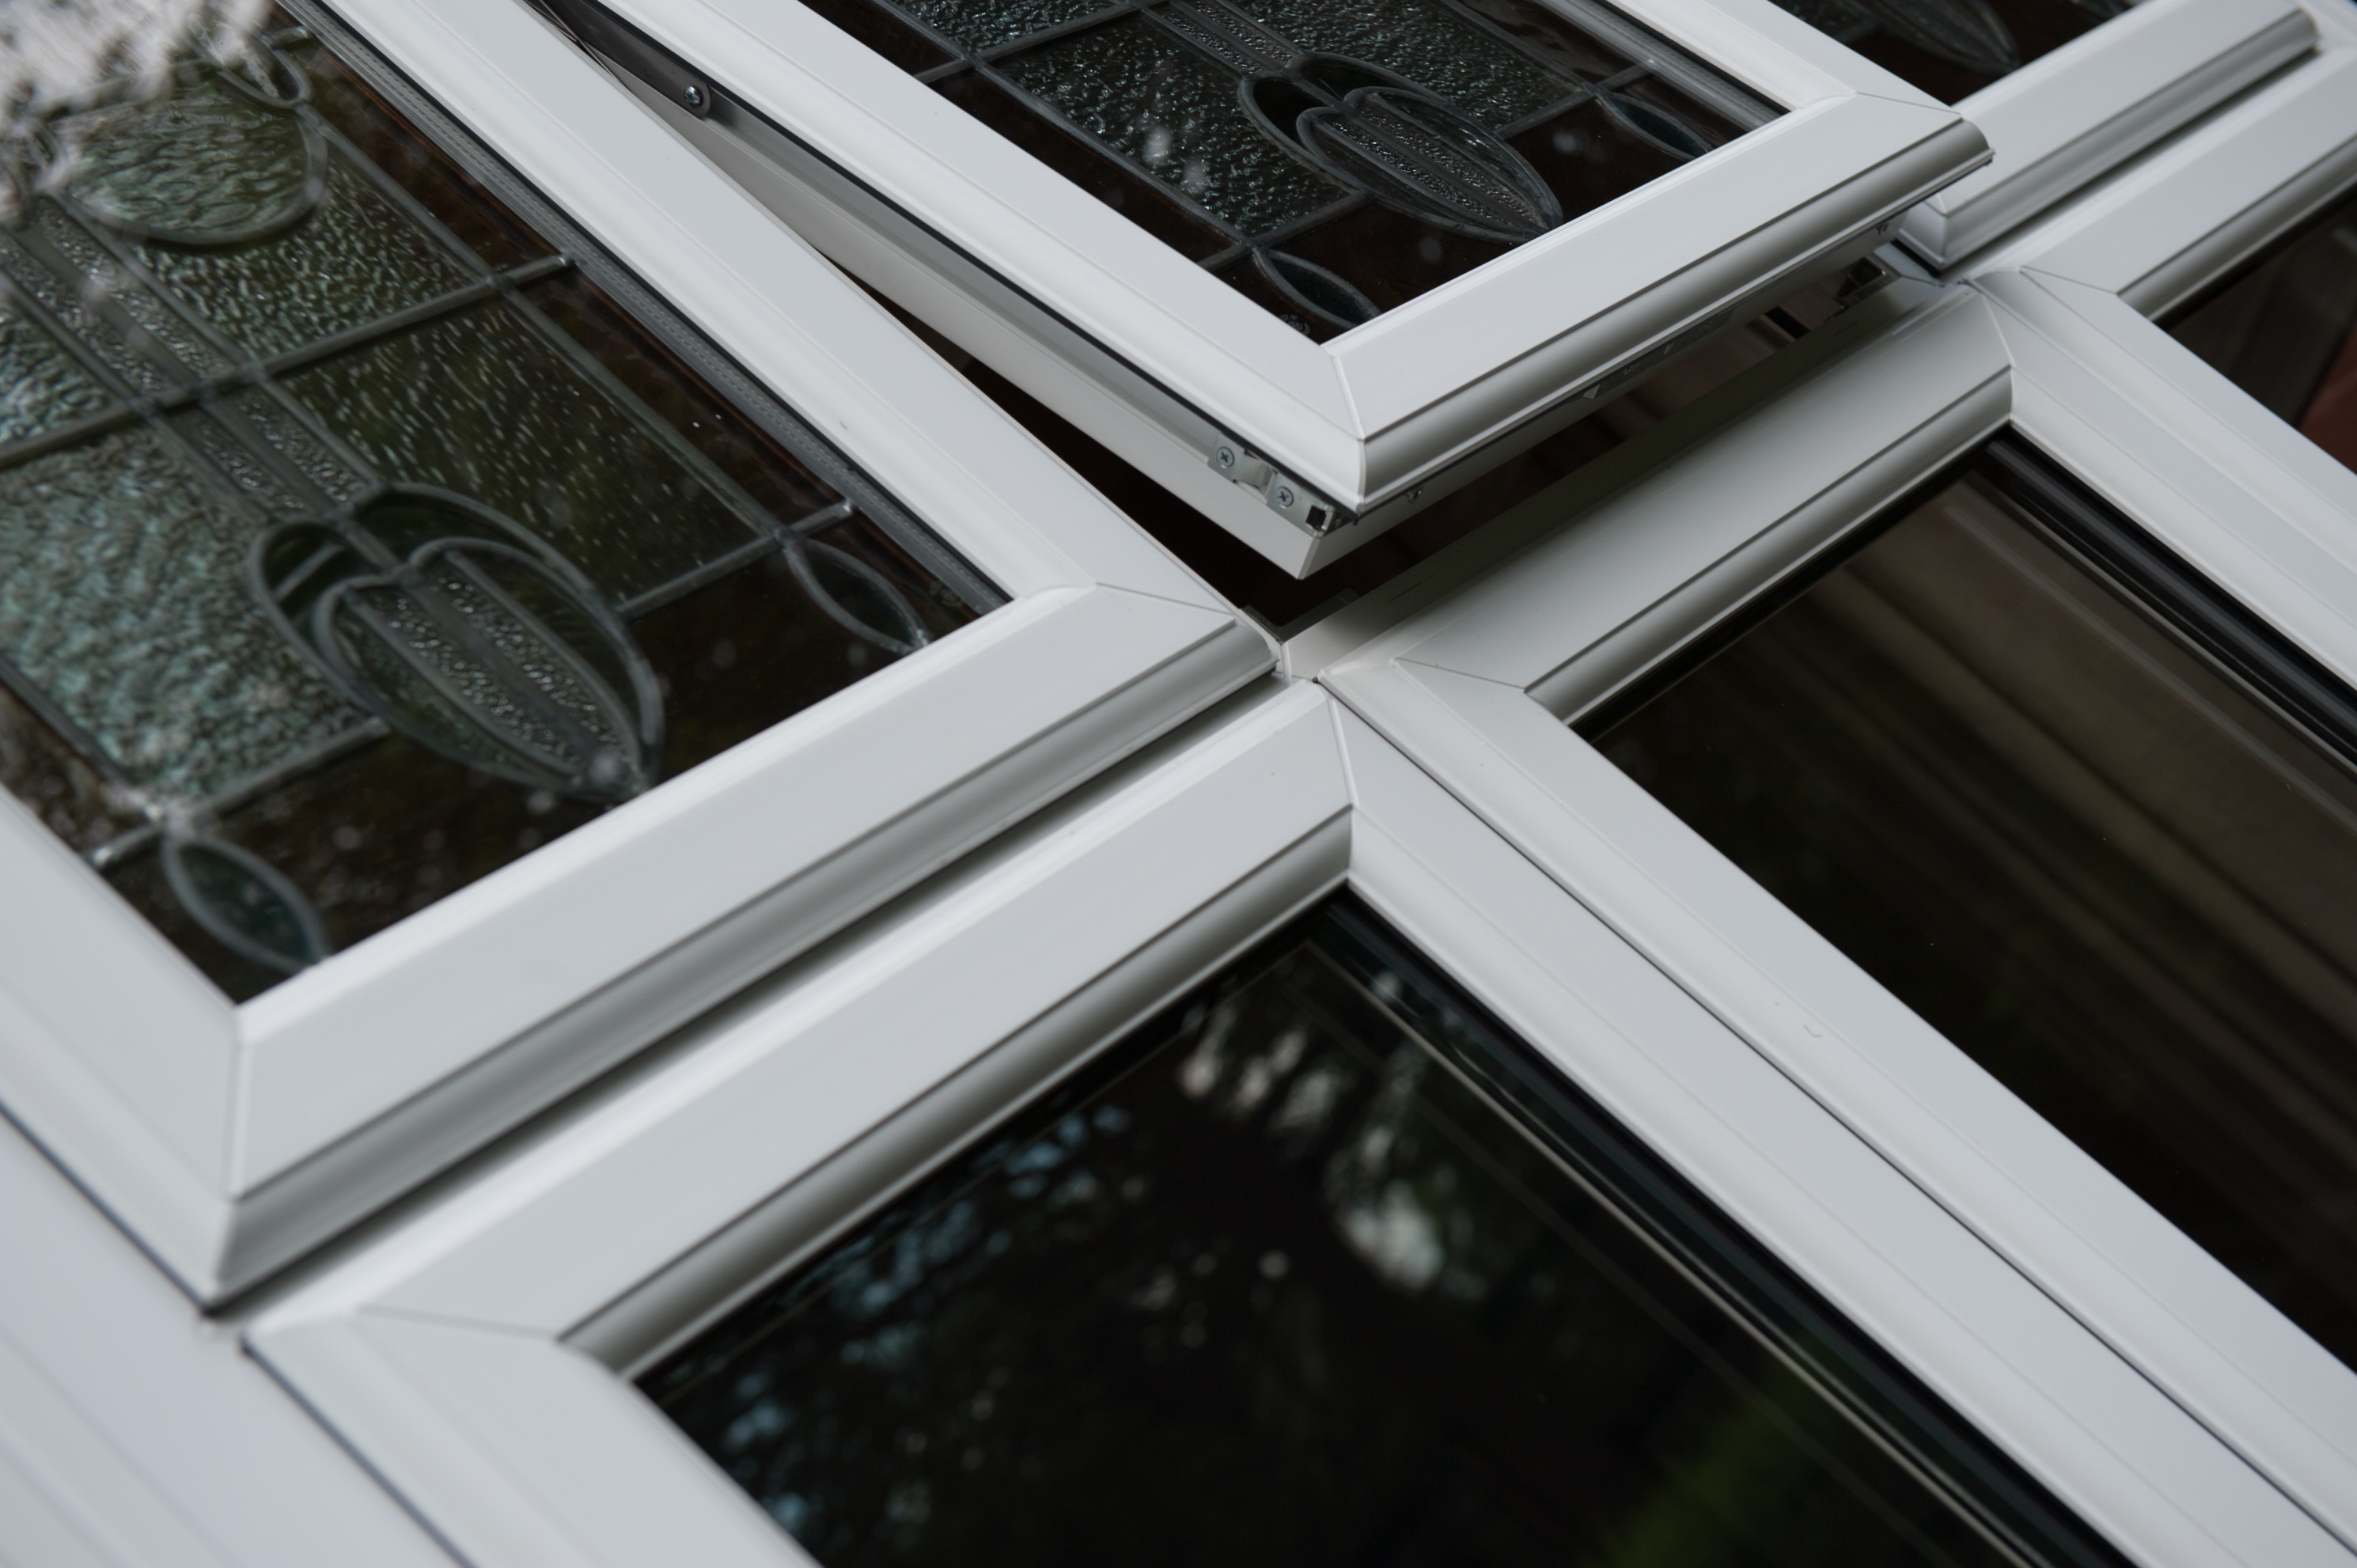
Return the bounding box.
[517,0,1989,577]
[248,681,2338,1568]
[0,0,1268,1306]
[1311,275,2357,1550]
[1967,42,2357,517]
[1707,0,2319,267]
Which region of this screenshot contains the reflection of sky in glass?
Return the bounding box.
[649,900,2116,1568]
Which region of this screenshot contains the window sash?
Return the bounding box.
[0,0,1268,1306]
[1309,275,2357,1550]
[1715,0,2319,267]
[248,682,2332,1568]
[565,0,1988,574]
[1965,44,2357,515]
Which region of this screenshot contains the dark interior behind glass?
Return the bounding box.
[647,896,2123,1568]
[872,256,1889,636]
[584,0,1780,339]
[2166,187,2357,475]
[0,4,997,999]
[1766,0,2123,105]
[1592,435,2357,1367]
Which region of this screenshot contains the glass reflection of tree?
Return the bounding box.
[649,903,2118,1568]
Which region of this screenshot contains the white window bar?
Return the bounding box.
[249,680,2342,1568]
[524,0,1991,575]
[1965,40,2357,517]
[1695,0,2320,268]
[0,0,1270,1306]
[1305,271,2357,1548]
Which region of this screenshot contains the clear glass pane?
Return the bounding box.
[2166,187,2357,475]
[1763,0,2124,105]
[646,896,2123,1568]
[797,0,1777,337]
[0,8,997,1000]
[1593,436,2357,1367]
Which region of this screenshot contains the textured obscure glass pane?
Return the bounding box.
[0,430,355,798]
[1764,0,2123,104]
[2167,188,2357,475]
[134,159,476,360]
[798,0,1774,336]
[1002,19,1348,236]
[1595,436,2357,1368]
[899,0,1109,50]
[1239,0,1567,123]
[282,301,753,604]
[0,308,115,445]
[0,6,995,999]
[648,897,2123,1568]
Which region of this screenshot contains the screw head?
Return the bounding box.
[1272,485,1296,509]
[684,83,707,108]
[1214,445,1237,471]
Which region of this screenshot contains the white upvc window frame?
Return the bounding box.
[248,680,2344,1568]
[1965,39,2357,506]
[1304,271,2357,1551]
[0,0,1271,1306]
[1741,0,2323,268]
[555,0,1990,576]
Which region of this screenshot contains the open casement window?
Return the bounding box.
[521,0,1987,577]
[0,0,1268,1306]
[1310,275,2357,1552]
[1703,0,2317,267]
[1965,44,2357,505]
[248,683,2337,1568]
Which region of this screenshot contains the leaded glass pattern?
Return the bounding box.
[646,897,2124,1567]
[792,0,1776,337]
[0,9,996,999]
[1765,0,2128,105]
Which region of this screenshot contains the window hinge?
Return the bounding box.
[1209,443,1342,536]
[532,0,714,119]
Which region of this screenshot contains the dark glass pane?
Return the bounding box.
[646,896,2121,1568]
[1593,436,2357,1367]
[879,256,1889,630]
[846,0,1777,331]
[0,683,148,855]
[1764,0,2119,105]
[2166,187,2357,475]
[0,7,995,998]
